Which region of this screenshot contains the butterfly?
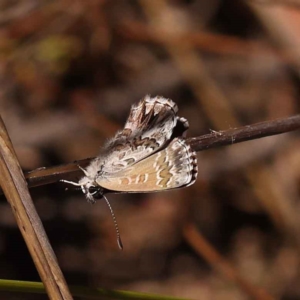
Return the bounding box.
[61,95,198,248]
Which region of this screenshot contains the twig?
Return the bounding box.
[0,116,73,300]
[21,114,300,190]
[188,114,300,152]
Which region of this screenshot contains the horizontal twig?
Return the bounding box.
[11,114,300,191]
[188,114,300,152]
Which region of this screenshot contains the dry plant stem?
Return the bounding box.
[20,114,300,190]
[188,114,300,152]
[0,116,73,300]
[183,223,275,300]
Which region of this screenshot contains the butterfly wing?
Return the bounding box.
[99,95,184,174]
[96,138,197,192]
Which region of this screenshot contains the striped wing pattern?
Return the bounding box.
[100,95,180,174]
[96,138,197,192]
[75,95,198,198]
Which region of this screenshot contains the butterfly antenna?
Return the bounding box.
[103,195,123,250]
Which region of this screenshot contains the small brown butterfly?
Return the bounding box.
[61,95,198,248]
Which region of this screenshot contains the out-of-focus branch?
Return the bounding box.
[247,1,300,76]
[119,20,284,61]
[183,223,275,300]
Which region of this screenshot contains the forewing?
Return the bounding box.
[96,138,198,192]
[100,95,181,174]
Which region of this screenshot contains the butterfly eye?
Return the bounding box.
[87,186,103,199]
[88,186,97,194]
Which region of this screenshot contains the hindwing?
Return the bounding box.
[96,138,197,192]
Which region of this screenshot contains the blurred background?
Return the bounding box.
[0,1,300,299]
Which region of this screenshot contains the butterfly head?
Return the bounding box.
[78,176,104,203]
[61,165,104,204]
